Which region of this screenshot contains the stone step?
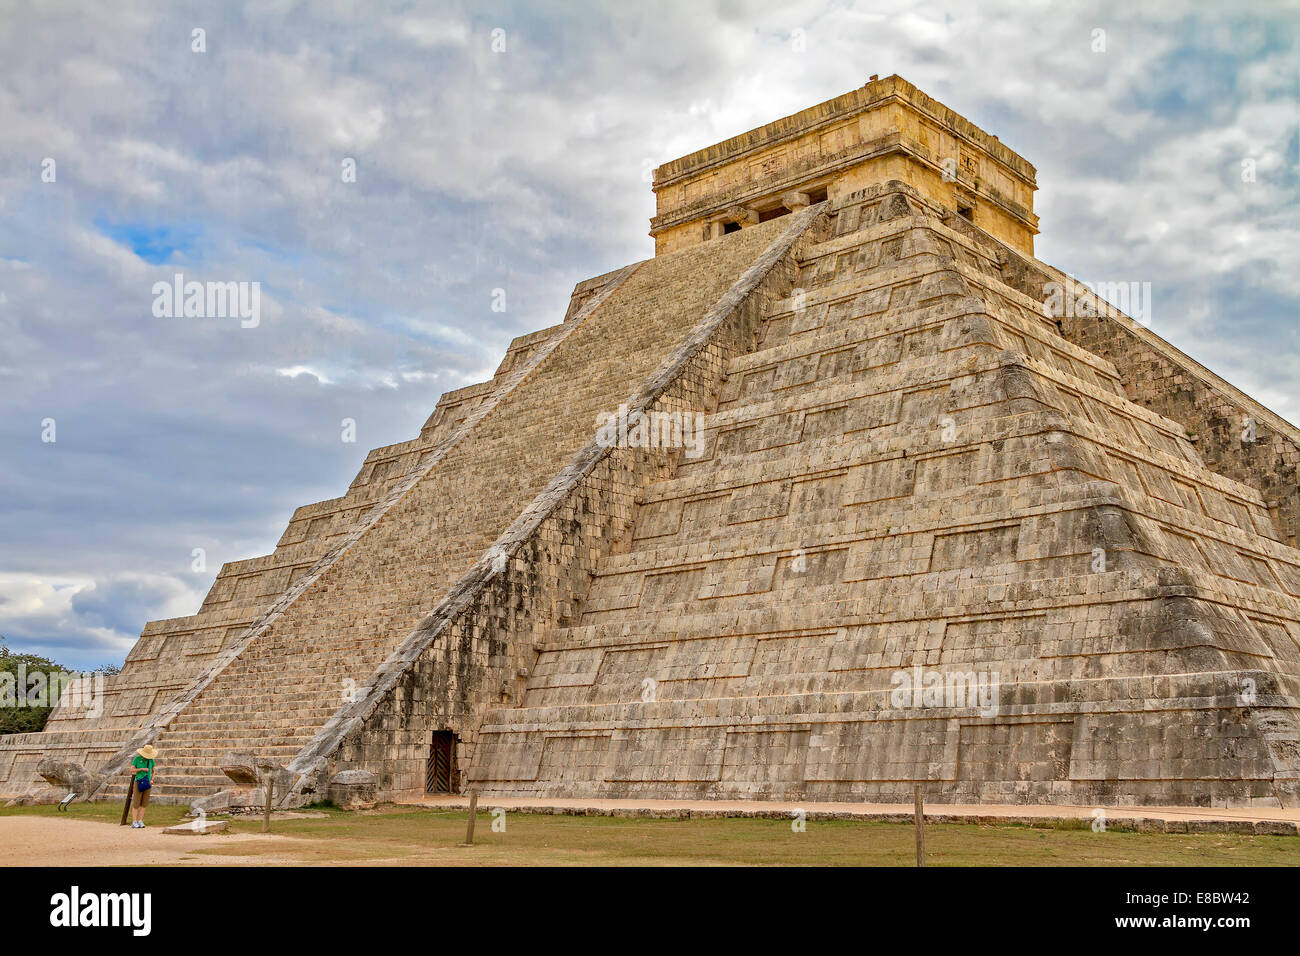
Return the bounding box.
[201,669,377,685]
[709,354,991,435]
[773,251,955,311]
[159,742,307,757]
[616,484,1128,576]
[160,726,320,743]
[105,770,232,788]
[158,736,319,751]
[162,714,339,732]
[721,296,988,383]
[643,439,922,506]
[171,697,345,714]
[544,575,1088,648]
[156,738,304,749]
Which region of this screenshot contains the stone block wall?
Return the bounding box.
[652,75,1037,256]
[0,257,637,799]
[303,204,829,803]
[992,242,1300,551]
[463,184,1300,808]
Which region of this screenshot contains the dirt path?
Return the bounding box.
[0,816,314,866]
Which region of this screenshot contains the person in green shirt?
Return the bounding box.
[128,745,157,828]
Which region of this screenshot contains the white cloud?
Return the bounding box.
[0,0,1296,669]
[276,364,333,384]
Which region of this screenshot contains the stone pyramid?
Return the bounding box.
[6,75,1300,809]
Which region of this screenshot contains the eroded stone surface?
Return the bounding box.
[461,184,1300,807]
[327,770,378,809]
[36,758,101,798]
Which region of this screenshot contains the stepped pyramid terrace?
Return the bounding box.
[8,74,1300,811]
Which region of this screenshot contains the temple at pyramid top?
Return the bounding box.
[651,74,1038,256]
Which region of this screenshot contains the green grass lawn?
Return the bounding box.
[4,801,1297,866]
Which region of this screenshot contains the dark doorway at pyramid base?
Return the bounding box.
[425,731,459,794]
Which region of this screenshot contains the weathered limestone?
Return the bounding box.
[188,789,235,815]
[219,752,260,787]
[6,77,1300,811]
[992,248,1300,551]
[468,182,1300,807]
[304,205,825,803]
[9,206,821,808]
[651,74,1038,257]
[0,265,636,799]
[35,758,102,799]
[327,770,378,809]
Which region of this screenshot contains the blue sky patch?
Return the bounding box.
[94,220,201,265]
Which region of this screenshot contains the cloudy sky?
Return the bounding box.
[1,0,1297,670]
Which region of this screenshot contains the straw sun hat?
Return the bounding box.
[137,745,158,760]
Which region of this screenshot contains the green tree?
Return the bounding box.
[0,638,73,735]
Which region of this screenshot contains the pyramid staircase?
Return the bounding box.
[0,305,607,799]
[80,213,810,805]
